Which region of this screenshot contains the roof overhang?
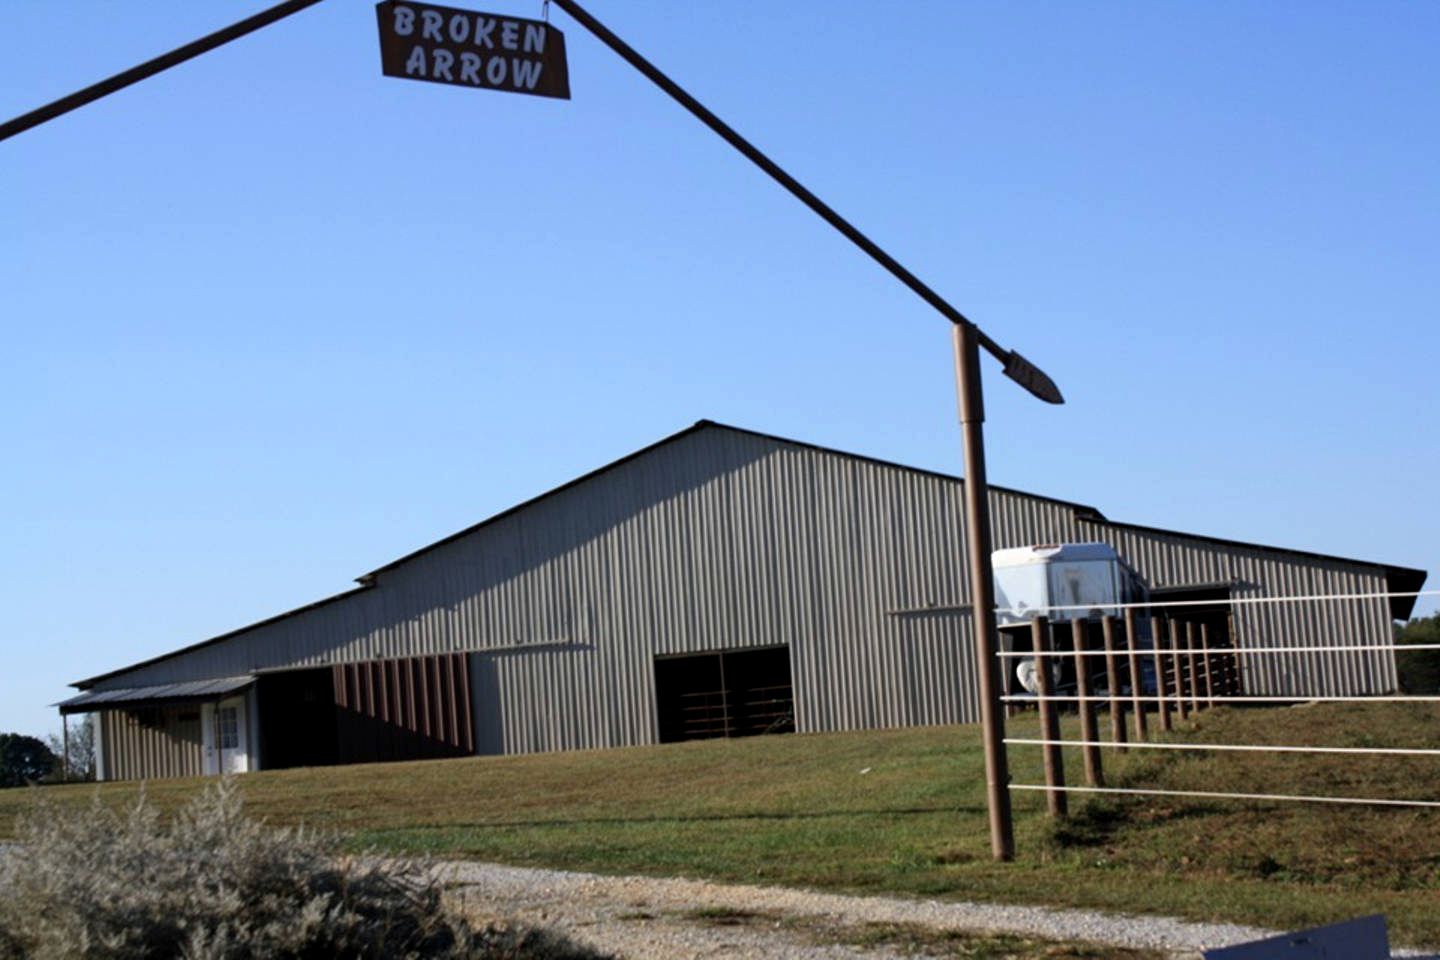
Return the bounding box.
[57,676,254,715]
[1386,566,1429,621]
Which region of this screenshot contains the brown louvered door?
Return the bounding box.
[332,653,473,765]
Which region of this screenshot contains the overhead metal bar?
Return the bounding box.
[0,0,326,143]
[547,0,1061,405]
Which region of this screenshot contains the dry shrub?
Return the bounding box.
[0,780,604,960]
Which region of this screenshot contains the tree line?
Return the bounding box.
[0,719,94,788]
[1396,613,1440,693]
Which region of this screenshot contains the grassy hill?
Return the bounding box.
[4,702,1438,947]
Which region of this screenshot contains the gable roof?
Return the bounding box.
[356,419,1106,584]
[73,585,373,689]
[72,419,1426,688]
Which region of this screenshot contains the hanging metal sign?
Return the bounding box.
[375,1,570,99]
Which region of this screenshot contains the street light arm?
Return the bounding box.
[547,2,1041,354]
[0,0,325,144]
[550,0,1063,405]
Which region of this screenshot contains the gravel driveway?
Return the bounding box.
[441,860,1377,959]
[6,841,1431,957]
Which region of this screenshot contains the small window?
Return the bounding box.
[132,708,164,729]
[215,706,240,750]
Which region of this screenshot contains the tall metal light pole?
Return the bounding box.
[953,326,1011,859]
[547,0,1063,862]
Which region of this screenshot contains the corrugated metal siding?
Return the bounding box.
[99,706,203,781]
[1083,520,1396,696]
[89,425,1400,759]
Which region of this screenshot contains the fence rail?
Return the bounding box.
[998,591,1440,821]
[1010,784,1440,810]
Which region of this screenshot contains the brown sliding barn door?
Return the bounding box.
[258,654,474,769]
[331,653,474,765]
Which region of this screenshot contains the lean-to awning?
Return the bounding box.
[57,676,254,715]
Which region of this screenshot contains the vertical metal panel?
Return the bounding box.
[331,652,469,763]
[90,424,1405,765]
[98,706,203,781]
[1082,521,1395,697]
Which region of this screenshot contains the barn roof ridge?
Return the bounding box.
[355,419,1107,583]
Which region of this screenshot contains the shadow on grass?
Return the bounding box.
[1043,796,1225,850]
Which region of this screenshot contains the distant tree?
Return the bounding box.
[1395,614,1440,694]
[45,716,96,782]
[0,734,58,788]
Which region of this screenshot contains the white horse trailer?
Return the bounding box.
[992,543,1155,696]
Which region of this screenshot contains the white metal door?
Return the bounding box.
[216,698,247,774]
[202,703,218,775]
[202,699,249,775]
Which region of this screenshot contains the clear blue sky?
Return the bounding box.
[4,2,1435,738]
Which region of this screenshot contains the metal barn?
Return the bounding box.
[61,421,1426,781]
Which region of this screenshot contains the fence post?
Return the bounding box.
[1169,618,1190,721]
[1184,621,1201,714]
[1031,617,1066,818]
[1102,615,1127,750]
[1200,623,1216,707]
[1151,614,1172,732]
[1226,633,1242,697]
[1230,622,1247,698]
[1071,617,1103,787]
[1228,632,1241,696]
[1125,608,1148,741]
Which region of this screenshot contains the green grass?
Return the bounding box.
[3,703,1437,948]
